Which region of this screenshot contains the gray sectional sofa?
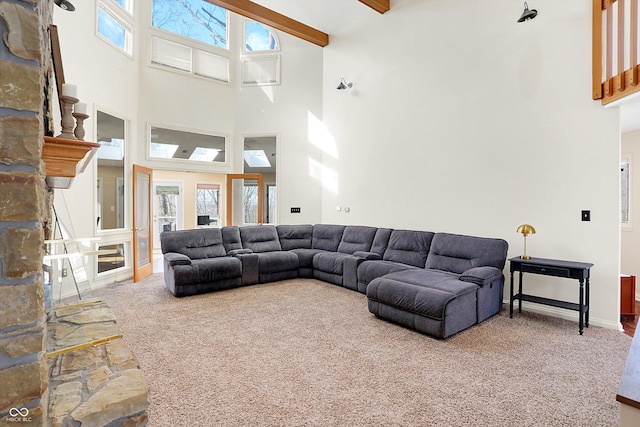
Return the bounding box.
[161,224,508,339]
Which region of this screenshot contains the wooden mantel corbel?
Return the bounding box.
[42,136,100,189]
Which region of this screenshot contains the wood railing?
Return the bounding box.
[593,0,640,104]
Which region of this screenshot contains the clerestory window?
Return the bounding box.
[151,0,228,50]
[97,0,134,56]
[245,20,279,52]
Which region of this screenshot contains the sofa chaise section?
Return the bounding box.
[366,232,508,338]
[161,228,242,297]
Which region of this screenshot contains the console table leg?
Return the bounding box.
[579,278,584,335]
[518,271,523,313]
[510,271,514,318]
[585,277,590,328]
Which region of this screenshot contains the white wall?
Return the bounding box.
[321,0,621,328]
[622,129,640,299]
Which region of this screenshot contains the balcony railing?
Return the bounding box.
[593,0,640,104]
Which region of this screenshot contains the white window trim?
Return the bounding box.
[241,54,281,86]
[146,122,231,172]
[96,0,134,57]
[195,182,224,227]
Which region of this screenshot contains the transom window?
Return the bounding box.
[152,0,228,50]
[149,125,227,165]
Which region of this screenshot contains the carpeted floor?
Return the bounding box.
[95,274,631,427]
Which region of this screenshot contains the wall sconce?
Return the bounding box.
[517,2,537,22]
[516,224,536,259]
[54,0,76,11]
[336,78,353,90]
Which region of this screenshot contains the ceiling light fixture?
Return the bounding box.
[336,78,353,90]
[54,0,76,11]
[517,2,537,22]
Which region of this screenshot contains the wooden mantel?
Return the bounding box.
[42,136,100,189]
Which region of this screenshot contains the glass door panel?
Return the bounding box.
[226,174,263,226]
[133,164,153,282]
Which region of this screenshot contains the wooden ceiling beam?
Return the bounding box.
[358,0,390,14]
[204,0,329,47]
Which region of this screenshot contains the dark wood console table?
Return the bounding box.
[509,257,594,335]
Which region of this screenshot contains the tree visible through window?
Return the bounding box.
[152,0,228,49]
[197,183,220,225]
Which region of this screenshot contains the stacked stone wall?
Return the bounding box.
[0,1,52,425]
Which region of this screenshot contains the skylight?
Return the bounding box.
[97,138,125,160]
[244,150,271,168]
[150,142,179,159]
[189,147,221,162]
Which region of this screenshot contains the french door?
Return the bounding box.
[133,164,153,282]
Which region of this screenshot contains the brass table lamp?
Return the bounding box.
[516,224,536,259]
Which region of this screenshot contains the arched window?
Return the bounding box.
[245,20,279,52]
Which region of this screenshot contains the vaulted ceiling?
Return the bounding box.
[205,0,390,46]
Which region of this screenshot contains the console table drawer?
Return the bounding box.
[521,264,570,277]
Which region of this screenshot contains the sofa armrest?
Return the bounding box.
[352,251,382,260]
[459,266,503,286]
[164,252,192,266]
[227,248,253,256]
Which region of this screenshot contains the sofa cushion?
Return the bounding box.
[170,257,242,285]
[382,230,435,267]
[357,259,417,286]
[289,248,324,269]
[337,225,378,254]
[312,224,346,252]
[425,233,509,274]
[313,252,353,275]
[161,228,226,259]
[277,224,313,250]
[256,251,299,273]
[222,226,243,252]
[370,228,392,256]
[240,225,282,253]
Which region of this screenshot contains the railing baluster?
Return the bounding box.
[619,0,626,91]
[594,0,604,99]
[632,0,638,85]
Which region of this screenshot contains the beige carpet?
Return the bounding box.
[95,274,631,427]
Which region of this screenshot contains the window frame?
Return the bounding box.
[146,123,230,170]
[149,30,231,83]
[243,19,280,54]
[96,0,134,57]
[151,0,230,51]
[196,182,222,227]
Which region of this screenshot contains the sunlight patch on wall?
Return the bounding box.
[309,158,338,194]
[308,112,339,159]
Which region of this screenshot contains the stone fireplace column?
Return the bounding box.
[0,1,54,425]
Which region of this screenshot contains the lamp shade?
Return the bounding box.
[517,224,536,235]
